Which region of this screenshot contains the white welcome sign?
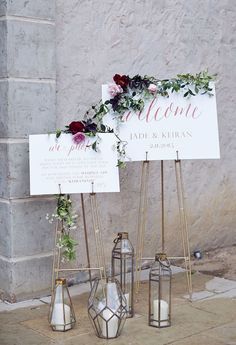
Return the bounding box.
[29,133,120,195]
[102,83,220,161]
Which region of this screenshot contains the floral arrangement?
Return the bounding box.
[57,71,215,167]
[104,71,215,117]
[47,194,78,261]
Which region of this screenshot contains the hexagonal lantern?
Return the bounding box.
[111,232,134,317]
[149,253,172,328]
[49,278,76,331]
[88,277,127,339]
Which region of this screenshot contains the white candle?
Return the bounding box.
[124,293,129,312]
[51,303,72,331]
[107,282,119,310]
[153,299,169,327]
[102,308,118,338]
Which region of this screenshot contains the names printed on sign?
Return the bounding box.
[102,83,220,161]
[29,133,120,195]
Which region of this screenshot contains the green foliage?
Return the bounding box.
[57,234,77,261]
[56,129,62,138]
[47,194,78,262]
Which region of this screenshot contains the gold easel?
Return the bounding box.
[135,152,192,300]
[135,152,149,293]
[51,183,106,293]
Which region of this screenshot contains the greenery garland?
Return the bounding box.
[47,194,78,261]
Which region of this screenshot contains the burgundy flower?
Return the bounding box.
[113,74,129,88]
[68,121,85,134]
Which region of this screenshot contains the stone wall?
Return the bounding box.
[0,0,56,301]
[0,0,236,300]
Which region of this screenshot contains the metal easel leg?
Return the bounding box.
[174,155,193,300]
[81,193,92,288]
[90,183,106,280]
[135,152,150,294]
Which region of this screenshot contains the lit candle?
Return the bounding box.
[153,299,169,327]
[51,303,72,331]
[102,308,118,338]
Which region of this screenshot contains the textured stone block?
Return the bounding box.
[0,0,7,15]
[0,258,11,294]
[7,20,55,78]
[0,142,29,198]
[0,21,7,77]
[0,254,53,301]
[5,0,55,20]
[0,81,8,134]
[0,198,55,258]
[0,80,56,138]
[11,198,55,257]
[0,143,9,198]
[12,254,53,300]
[0,202,11,258]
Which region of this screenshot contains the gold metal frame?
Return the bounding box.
[135,155,192,300]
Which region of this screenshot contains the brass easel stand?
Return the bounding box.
[89,182,107,280]
[135,154,192,300]
[135,152,150,294]
[159,154,192,300]
[51,184,99,293]
[174,154,192,300]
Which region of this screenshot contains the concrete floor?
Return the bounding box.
[1,271,236,345]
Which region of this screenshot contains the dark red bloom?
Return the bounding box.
[68,121,85,134]
[113,74,129,88]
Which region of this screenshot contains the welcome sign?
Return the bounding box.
[102,83,220,161]
[29,133,120,195]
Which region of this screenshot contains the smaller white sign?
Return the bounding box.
[29,133,120,195]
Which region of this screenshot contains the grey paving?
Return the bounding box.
[1,272,236,345]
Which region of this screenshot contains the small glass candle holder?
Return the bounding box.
[49,278,76,331]
[88,277,127,339]
[149,253,172,328]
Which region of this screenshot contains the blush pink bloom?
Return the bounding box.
[72,132,86,144]
[148,83,157,93]
[108,83,123,98]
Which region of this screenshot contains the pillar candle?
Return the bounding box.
[124,293,129,312]
[153,299,169,327]
[107,282,119,310]
[51,303,72,331]
[102,308,118,338]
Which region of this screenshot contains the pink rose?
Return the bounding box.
[148,83,157,94]
[108,83,123,98]
[72,132,86,144]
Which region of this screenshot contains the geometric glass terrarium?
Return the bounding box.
[149,253,172,328]
[49,278,76,331]
[88,277,127,339]
[111,232,134,317]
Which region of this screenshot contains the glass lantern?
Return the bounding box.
[88,277,127,339]
[111,232,134,317]
[149,253,172,328]
[49,278,76,331]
